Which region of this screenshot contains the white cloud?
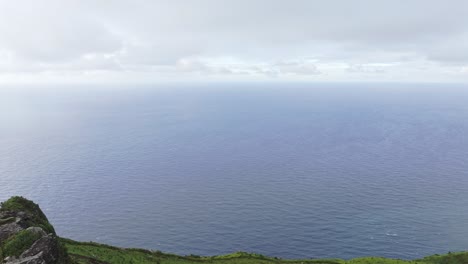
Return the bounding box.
[347,64,387,74]
[0,0,468,83]
[0,1,122,63]
[273,61,321,76]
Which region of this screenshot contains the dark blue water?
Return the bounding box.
[1,83,468,260]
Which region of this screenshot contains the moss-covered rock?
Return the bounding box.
[0,196,55,235]
[0,196,70,264]
[2,228,44,258]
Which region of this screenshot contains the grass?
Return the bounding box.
[1,229,43,258]
[418,252,468,264]
[62,238,343,264]
[61,238,468,264]
[2,197,468,264]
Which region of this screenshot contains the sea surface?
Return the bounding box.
[1,83,468,260]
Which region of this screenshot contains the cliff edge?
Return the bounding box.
[1,197,467,264]
[0,197,69,264]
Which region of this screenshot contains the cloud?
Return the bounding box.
[0,1,122,63]
[424,34,468,64]
[0,0,468,82]
[172,58,321,77]
[347,64,387,74]
[274,61,321,76]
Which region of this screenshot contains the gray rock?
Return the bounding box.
[0,221,24,243]
[1,197,69,264]
[1,213,63,264]
[5,234,60,264]
[25,227,47,237]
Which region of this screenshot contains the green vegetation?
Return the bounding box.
[62,238,342,264]
[1,229,43,257]
[57,240,72,264]
[61,238,468,264]
[0,196,55,234]
[0,196,70,263]
[418,252,468,264]
[2,196,468,264]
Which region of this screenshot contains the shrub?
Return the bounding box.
[2,229,43,257]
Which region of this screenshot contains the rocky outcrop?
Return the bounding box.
[0,215,23,243]
[0,197,69,264]
[6,234,59,264]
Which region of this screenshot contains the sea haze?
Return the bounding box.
[1,83,468,260]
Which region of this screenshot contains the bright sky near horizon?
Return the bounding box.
[1,0,468,84]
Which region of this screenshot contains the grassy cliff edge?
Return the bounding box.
[2,197,467,264]
[61,237,468,264]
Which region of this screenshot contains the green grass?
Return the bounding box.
[1,229,43,258]
[2,197,468,264]
[62,238,344,264]
[62,238,468,264]
[418,252,468,264]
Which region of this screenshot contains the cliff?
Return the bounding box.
[0,197,69,264]
[1,197,467,264]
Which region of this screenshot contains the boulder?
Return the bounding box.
[0,197,69,264]
[5,234,59,264]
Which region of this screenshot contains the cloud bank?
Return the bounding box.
[0,0,468,83]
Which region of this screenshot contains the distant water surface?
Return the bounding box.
[1,83,468,259]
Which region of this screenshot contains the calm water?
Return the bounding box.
[1,83,468,260]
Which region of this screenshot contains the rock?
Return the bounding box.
[0,221,24,242]
[5,234,59,264]
[25,227,47,237]
[0,196,70,264]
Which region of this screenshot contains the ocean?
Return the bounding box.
[1,83,468,259]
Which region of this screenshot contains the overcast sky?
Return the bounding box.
[1,0,468,83]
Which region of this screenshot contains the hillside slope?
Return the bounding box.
[1,197,467,264]
[62,238,468,264]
